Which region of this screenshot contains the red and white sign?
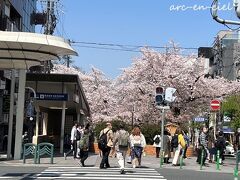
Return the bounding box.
[210,99,221,111]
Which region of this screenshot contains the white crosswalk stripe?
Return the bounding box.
[32,166,167,180]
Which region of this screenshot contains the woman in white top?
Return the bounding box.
[129,126,146,168]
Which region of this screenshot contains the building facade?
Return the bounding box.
[200,30,240,81]
[0,0,36,155]
[0,0,36,32]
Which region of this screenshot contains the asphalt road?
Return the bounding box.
[0,166,46,180]
[0,165,235,180]
[158,168,233,180]
[0,156,236,180]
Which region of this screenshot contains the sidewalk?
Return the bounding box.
[0,153,236,174]
[161,156,236,174]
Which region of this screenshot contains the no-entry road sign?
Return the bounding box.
[210,99,220,111]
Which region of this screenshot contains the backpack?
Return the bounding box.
[118,130,129,147]
[154,136,160,144]
[98,129,110,150]
[79,135,88,150]
[76,130,81,141]
[171,135,178,148]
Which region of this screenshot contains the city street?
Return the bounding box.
[0,154,236,180]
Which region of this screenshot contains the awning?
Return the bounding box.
[0,31,78,69]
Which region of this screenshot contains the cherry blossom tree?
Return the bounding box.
[52,46,240,125]
[111,47,240,124]
[52,64,114,122]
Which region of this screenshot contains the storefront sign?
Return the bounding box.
[36,93,68,101]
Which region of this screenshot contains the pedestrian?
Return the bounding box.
[76,125,83,158]
[196,126,208,166]
[99,122,114,169]
[162,130,171,163]
[183,131,190,159]
[129,126,146,168]
[172,127,186,166]
[109,131,117,158]
[64,121,78,159]
[22,131,29,144]
[79,129,90,167]
[171,132,178,154]
[113,124,129,174]
[207,126,216,163]
[215,131,226,164]
[153,133,161,158]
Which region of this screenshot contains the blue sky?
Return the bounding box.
[48,0,238,78]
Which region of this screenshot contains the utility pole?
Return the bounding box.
[41,0,58,73]
[160,107,165,168]
[44,0,57,35]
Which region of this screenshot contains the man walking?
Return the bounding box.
[197,126,208,165]
[99,122,113,169]
[79,129,90,167]
[64,122,78,159]
[113,124,129,174]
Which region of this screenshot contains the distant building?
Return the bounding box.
[199,30,240,81]
[0,0,36,32]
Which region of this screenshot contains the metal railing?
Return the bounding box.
[37,143,54,164]
[22,142,54,164]
[22,143,37,164]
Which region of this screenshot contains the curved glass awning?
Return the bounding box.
[0,31,78,69]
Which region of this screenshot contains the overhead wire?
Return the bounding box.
[71,41,198,51]
[72,44,197,57]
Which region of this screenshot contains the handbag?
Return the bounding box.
[127,155,132,164]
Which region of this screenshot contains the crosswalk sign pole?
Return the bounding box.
[160,108,165,168]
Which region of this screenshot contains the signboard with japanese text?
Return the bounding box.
[36,93,68,101]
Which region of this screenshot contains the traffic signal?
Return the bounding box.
[165,87,176,103]
[155,86,164,106]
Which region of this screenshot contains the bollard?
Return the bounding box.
[234,167,238,180]
[180,149,184,169]
[216,150,220,170]
[234,151,240,180]
[200,148,204,170]
[160,150,164,168]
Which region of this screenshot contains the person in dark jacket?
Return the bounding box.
[215,131,226,164]
[162,130,171,163]
[79,129,90,167]
[207,127,216,163]
[196,126,208,165]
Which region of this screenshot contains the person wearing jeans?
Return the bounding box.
[129,126,146,168]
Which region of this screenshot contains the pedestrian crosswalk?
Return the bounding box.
[33,166,167,180]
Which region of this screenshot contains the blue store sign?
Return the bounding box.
[193,117,205,122]
[36,93,68,101]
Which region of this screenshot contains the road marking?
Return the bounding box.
[33,166,167,180]
[0,177,16,179]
